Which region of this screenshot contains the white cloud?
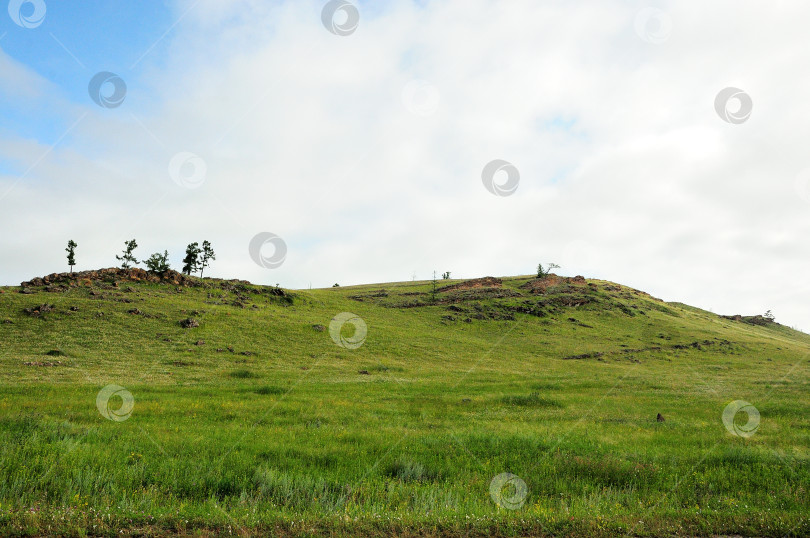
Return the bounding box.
[2,0,810,330]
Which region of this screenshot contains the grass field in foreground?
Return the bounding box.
[0,271,808,536]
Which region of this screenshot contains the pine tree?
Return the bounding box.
[537,262,560,279]
[116,239,139,270]
[198,240,215,278]
[182,243,200,275]
[145,251,171,274]
[65,240,77,274]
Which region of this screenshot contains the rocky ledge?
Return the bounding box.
[20,268,200,289]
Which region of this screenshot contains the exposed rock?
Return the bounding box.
[44,285,67,293]
[23,304,54,317]
[520,274,587,294]
[268,287,288,297]
[20,268,202,290]
[436,276,502,293]
[349,290,389,301]
[562,351,604,360]
[721,314,774,326]
[23,360,64,367]
[180,318,200,329]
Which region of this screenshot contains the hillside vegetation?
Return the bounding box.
[0,269,808,536]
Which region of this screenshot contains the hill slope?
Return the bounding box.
[1,271,808,536]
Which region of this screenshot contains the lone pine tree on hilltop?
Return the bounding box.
[65,240,77,274]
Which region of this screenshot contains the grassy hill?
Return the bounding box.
[1,270,808,536]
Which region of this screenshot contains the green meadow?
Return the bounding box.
[0,272,808,536]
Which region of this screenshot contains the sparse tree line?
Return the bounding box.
[64,239,216,277]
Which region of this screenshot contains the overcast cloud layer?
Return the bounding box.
[1,0,809,331]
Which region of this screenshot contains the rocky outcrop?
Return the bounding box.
[20,268,200,289]
[721,314,774,326]
[436,276,502,293]
[520,274,587,294]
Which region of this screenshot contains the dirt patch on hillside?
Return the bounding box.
[521,275,586,294]
[436,277,502,293]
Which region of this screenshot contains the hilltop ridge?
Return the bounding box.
[2,271,806,382]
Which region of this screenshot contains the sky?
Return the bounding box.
[1,0,809,331]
